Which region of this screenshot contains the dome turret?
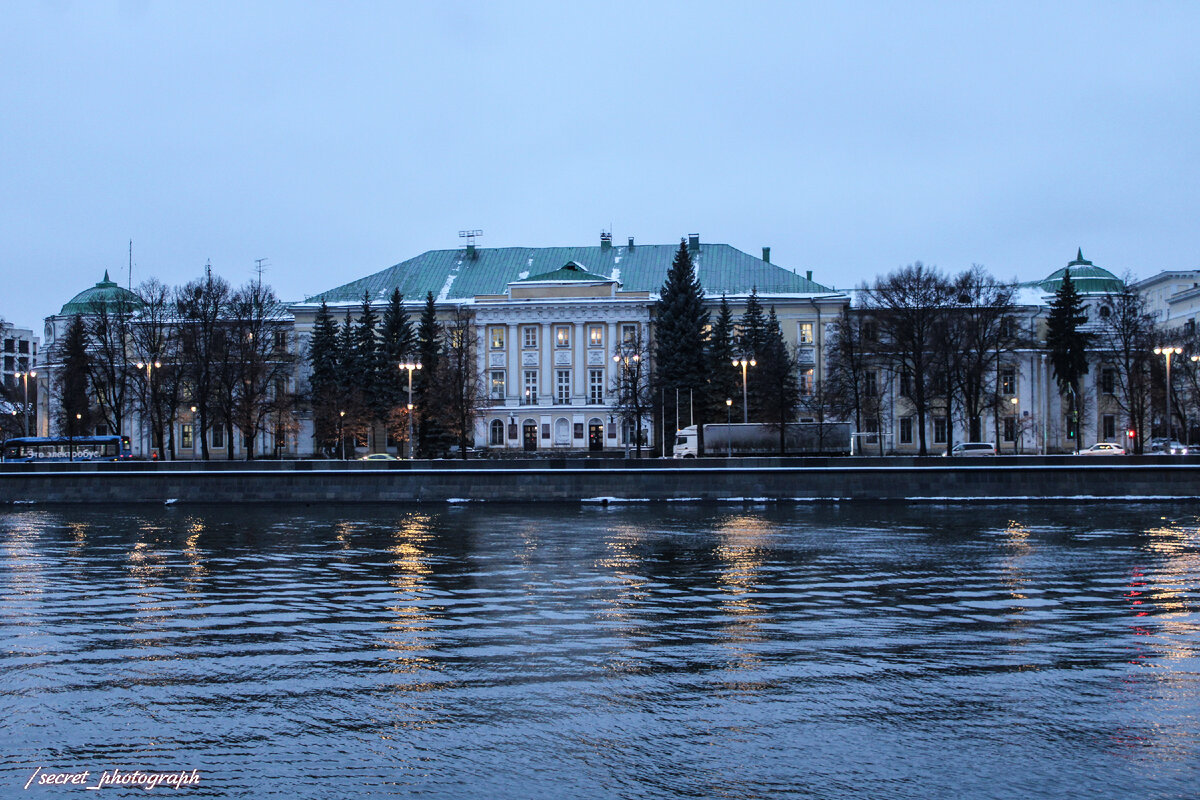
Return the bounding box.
[59,271,144,316]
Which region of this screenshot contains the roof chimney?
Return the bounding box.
[627,236,635,249]
[805,270,812,281]
[600,231,612,251]
[762,247,770,263]
[688,233,700,254]
[466,243,476,259]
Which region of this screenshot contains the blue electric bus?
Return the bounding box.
[1,435,133,462]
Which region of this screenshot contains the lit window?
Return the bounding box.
[555,326,571,348]
[181,424,194,449]
[621,324,637,343]
[798,323,814,345]
[490,327,505,350]
[490,370,506,400]
[588,325,604,347]
[800,368,814,396]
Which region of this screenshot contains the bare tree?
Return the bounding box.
[176,271,231,460]
[130,279,179,459]
[437,306,486,458]
[85,292,138,438]
[949,266,1022,442]
[228,280,296,460]
[1096,284,1155,452]
[611,326,653,456]
[860,263,955,455]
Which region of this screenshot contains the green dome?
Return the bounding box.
[1038,249,1124,295]
[59,271,144,316]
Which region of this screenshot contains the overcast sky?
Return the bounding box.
[4,1,1199,326]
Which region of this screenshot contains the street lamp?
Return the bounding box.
[1154,346,1182,441]
[70,412,81,462]
[1010,396,1019,454]
[14,370,36,436]
[725,398,733,457]
[134,361,161,457]
[399,362,422,458]
[338,410,346,460]
[614,352,642,455]
[732,358,756,423]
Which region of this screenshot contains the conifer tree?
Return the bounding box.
[654,238,710,450]
[308,302,341,455]
[706,295,741,423]
[414,292,451,457]
[378,289,416,409]
[1046,268,1091,449]
[335,309,367,455]
[758,307,802,453]
[59,314,91,438]
[353,292,386,423]
[738,288,768,419]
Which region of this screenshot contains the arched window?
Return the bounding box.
[1099,305,1111,319]
[490,419,505,446]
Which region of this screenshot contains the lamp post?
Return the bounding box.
[1155,346,1182,441]
[399,362,421,458]
[733,358,756,423]
[725,398,733,457]
[14,370,36,436]
[70,412,81,462]
[1010,396,1019,454]
[614,351,642,456]
[338,410,346,460]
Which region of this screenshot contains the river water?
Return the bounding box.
[1,502,1198,799]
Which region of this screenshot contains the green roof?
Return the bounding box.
[59,271,144,316]
[304,241,836,306]
[1036,250,1124,295]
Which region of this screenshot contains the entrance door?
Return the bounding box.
[588,422,603,451]
[523,422,538,451]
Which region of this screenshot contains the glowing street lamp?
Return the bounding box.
[732,358,756,423]
[13,370,36,436]
[1154,346,1182,440]
[399,362,422,458]
[1010,396,1019,454]
[725,398,733,457]
[338,410,346,460]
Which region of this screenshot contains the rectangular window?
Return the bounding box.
[1000,367,1016,397]
[899,371,911,397]
[211,425,224,448]
[589,369,604,404]
[934,417,948,444]
[899,417,913,444]
[863,320,878,342]
[18,340,29,354]
[2,339,12,353]
[490,327,506,350]
[490,370,506,400]
[865,418,880,434]
[555,370,571,404]
[1003,416,1016,442]
[555,326,571,348]
[621,324,637,344]
[800,368,814,396]
[798,322,814,345]
[181,424,193,449]
[588,325,604,347]
[523,370,538,404]
[864,371,878,398]
[1101,367,1116,395]
[1103,414,1116,441]
[522,326,538,349]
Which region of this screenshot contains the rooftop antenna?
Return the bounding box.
[254,257,269,286]
[459,229,483,259]
[205,258,212,282]
[128,239,133,289]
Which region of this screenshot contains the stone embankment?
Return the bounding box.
[1,456,1197,504]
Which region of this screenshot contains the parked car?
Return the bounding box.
[360,453,398,461]
[1078,442,1126,456]
[944,442,997,457]
[1150,439,1190,455]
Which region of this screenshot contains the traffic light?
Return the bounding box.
[1128,429,1136,439]
[1068,428,1075,439]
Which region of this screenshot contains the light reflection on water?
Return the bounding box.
[1,502,1198,799]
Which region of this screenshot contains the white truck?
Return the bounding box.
[672,423,851,458]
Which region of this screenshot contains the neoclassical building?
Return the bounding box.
[292,233,850,455]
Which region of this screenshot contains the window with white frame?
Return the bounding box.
[621,324,637,343]
[1000,367,1016,396]
[588,369,604,404]
[588,325,603,347]
[555,369,571,404]
[523,370,538,404]
[555,326,571,348]
[798,322,814,345]
[1103,414,1116,441]
[933,417,948,444]
[490,419,505,446]
[181,424,193,449]
[864,371,878,398]
[490,370,506,400]
[1101,367,1116,395]
[800,368,814,396]
[522,326,538,349]
[1003,416,1016,442]
[490,327,505,350]
[899,417,913,444]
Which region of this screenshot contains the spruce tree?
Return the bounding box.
[1046,268,1091,449]
[706,295,741,423]
[335,310,365,456]
[758,307,802,453]
[738,288,768,419]
[59,314,91,437]
[354,292,386,422]
[379,289,416,409]
[654,238,710,450]
[307,302,340,455]
[414,292,451,457]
